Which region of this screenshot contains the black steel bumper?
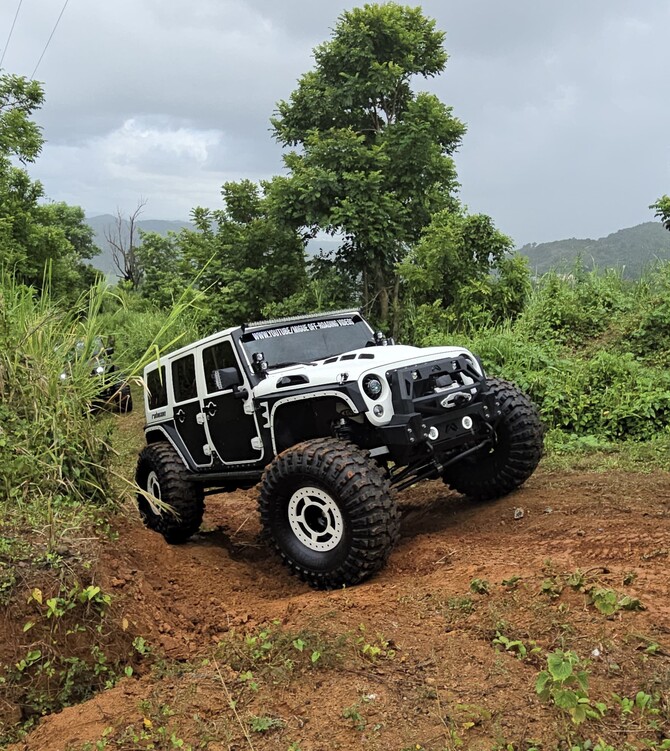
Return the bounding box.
[377,355,499,464]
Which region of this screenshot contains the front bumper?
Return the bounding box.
[376,355,499,464]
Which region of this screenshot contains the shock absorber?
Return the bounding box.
[333,417,355,442]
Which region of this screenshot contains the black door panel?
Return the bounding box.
[206,394,261,462]
[174,398,211,466]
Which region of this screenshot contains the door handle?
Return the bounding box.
[176,408,186,424]
[205,401,217,417]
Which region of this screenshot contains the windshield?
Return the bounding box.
[240,315,374,369]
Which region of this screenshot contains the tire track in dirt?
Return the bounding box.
[10,468,670,751]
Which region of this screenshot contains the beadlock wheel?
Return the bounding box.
[145,470,162,514]
[288,486,344,552]
[135,442,204,544]
[259,438,400,589]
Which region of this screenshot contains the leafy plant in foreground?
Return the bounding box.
[536,650,606,725]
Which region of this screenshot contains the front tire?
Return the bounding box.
[259,438,399,589]
[135,442,204,543]
[442,378,543,501]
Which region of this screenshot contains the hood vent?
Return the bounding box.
[323,353,376,364]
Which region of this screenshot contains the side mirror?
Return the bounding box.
[212,367,242,392]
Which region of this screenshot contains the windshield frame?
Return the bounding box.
[238,314,374,371]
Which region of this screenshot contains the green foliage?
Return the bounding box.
[651,194,670,232]
[399,210,529,334]
[419,261,670,443]
[214,622,343,685]
[137,180,306,329]
[589,588,644,616]
[535,650,600,725]
[0,73,44,163]
[519,266,628,346]
[96,286,203,373]
[0,275,112,511]
[248,715,285,733]
[342,702,367,731]
[0,581,135,722]
[271,2,467,328]
[0,73,101,299]
[469,578,491,595]
[356,625,396,662]
[492,631,539,660]
[519,221,670,278]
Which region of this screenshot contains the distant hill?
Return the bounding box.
[87,215,670,281]
[86,215,193,277]
[518,222,670,278]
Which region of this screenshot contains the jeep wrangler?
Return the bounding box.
[61,336,132,414]
[135,310,543,588]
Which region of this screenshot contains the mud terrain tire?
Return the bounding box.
[135,442,204,543]
[442,378,543,501]
[259,438,399,589]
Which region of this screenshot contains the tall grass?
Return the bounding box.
[0,273,201,554]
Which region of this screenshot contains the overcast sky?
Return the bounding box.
[1,0,668,245]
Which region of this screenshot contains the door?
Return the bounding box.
[171,353,212,467]
[201,339,263,463]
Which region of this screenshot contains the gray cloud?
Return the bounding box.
[1,0,668,243]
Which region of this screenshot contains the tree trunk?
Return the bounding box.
[390,273,401,339]
[374,263,389,327]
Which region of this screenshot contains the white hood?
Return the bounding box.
[254,344,481,427]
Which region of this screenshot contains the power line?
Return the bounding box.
[0,0,24,69]
[30,0,70,79]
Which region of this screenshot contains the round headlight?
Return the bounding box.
[95,365,105,375]
[363,374,383,400]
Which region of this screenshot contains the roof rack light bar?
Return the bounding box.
[243,309,361,331]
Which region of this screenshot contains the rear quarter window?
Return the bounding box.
[147,366,167,409]
[172,355,198,403]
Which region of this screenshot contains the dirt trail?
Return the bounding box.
[11,468,670,750]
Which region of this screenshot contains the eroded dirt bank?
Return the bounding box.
[9,468,670,750]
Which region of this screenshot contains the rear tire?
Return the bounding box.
[135,442,203,543]
[442,378,543,501]
[259,438,399,589]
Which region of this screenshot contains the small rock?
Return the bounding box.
[544,507,553,514]
[513,507,524,520]
[111,577,126,588]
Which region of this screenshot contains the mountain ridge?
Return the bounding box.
[84,216,670,280]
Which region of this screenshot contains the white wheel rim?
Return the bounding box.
[287,486,344,552]
[145,470,162,514]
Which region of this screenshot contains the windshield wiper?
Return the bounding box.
[268,360,317,369]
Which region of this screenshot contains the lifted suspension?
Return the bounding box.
[390,437,493,492]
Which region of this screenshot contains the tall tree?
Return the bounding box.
[0,72,100,297]
[270,3,465,329]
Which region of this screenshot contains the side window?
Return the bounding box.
[171,355,197,403]
[203,340,241,393]
[147,366,167,410]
